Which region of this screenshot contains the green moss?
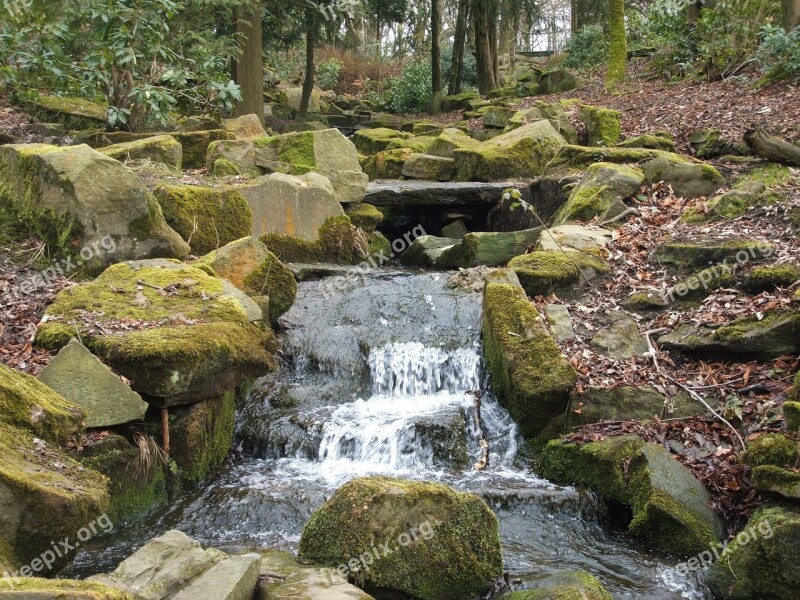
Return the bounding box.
[507,571,613,600]
[299,476,502,600]
[0,577,133,598]
[262,215,365,265]
[254,131,316,173]
[0,363,83,445]
[387,135,437,154]
[617,135,677,152]
[28,95,107,129]
[736,163,792,189]
[211,157,242,176]
[368,231,392,256]
[344,202,383,233]
[170,391,237,484]
[36,263,251,349]
[154,184,252,255]
[551,162,644,225]
[351,128,411,155]
[243,251,298,322]
[621,292,668,311]
[509,250,606,296]
[667,265,734,302]
[653,238,774,271]
[784,400,800,433]
[706,505,800,600]
[361,148,413,180]
[544,145,664,175]
[751,464,800,492]
[580,105,621,147]
[173,129,235,169]
[482,281,577,437]
[745,264,800,292]
[97,135,182,169]
[745,433,798,467]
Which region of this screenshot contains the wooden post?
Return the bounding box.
[161,407,170,454]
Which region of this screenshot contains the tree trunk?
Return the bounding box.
[744,128,800,166]
[300,7,316,116]
[784,0,800,30]
[605,0,626,89]
[431,0,443,113]
[233,2,264,124]
[449,0,470,95]
[473,0,498,95]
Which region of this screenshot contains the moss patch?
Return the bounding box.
[344,202,383,233]
[544,145,665,175]
[154,185,252,255]
[509,250,606,296]
[745,433,798,467]
[745,264,800,292]
[482,279,577,437]
[242,252,298,322]
[0,577,133,598]
[580,105,621,147]
[262,215,366,265]
[507,571,612,600]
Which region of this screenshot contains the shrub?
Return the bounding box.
[563,25,609,68]
[316,57,344,91]
[382,59,433,114]
[757,24,800,81]
[316,46,403,96]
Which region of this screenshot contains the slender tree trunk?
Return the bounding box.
[784,0,800,30]
[449,0,470,95]
[571,0,578,34]
[233,2,264,124]
[300,8,316,116]
[431,0,443,113]
[473,0,497,95]
[605,0,626,89]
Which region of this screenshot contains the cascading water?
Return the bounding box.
[62,271,711,600]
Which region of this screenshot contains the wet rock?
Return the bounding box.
[400,236,461,267]
[453,121,567,181]
[552,162,645,225]
[0,144,189,268]
[506,570,612,600]
[482,271,577,437]
[37,339,148,428]
[299,477,502,600]
[258,550,374,600]
[172,553,261,600]
[435,229,545,268]
[98,135,183,169]
[539,435,724,556]
[706,505,800,600]
[440,219,468,239]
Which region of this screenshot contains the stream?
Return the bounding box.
[62,270,711,599]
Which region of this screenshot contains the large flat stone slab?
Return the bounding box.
[365,181,517,207]
[37,339,148,428]
[172,553,261,600]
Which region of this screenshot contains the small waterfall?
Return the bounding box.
[317,342,481,469]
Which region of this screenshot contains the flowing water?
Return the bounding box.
[63,270,711,599]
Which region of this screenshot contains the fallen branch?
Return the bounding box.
[744,127,800,167]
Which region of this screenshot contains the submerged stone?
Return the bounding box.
[258,550,374,599]
[506,570,612,600]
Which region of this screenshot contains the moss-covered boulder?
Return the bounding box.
[361,147,413,180]
[401,153,456,181]
[154,184,252,255]
[0,144,189,266]
[386,134,437,154]
[580,105,621,147]
[98,135,183,169]
[236,172,345,240]
[653,237,774,271]
[0,366,110,571]
[431,229,544,268]
[505,102,578,145]
[657,310,800,360]
[665,265,735,302]
[453,120,567,181]
[352,127,411,155]
[427,128,482,158]
[35,260,275,406]
[168,129,233,168]
[205,139,266,178]
[618,134,677,152]
[482,272,577,437]
[688,128,743,159]
[344,202,383,233]
[507,571,612,600]
[643,154,725,198]
[262,215,366,265]
[0,578,133,599]
[706,505,800,600]
[298,477,502,600]
[441,91,480,112]
[509,250,606,296]
[255,128,368,203]
[482,106,517,129]
[544,145,665,175]
[77,433,167,524]
[744,264,800,293]
[196,236,297,323]
[28,95,107,129]
[539,436,724,556]
[552,162,645,225]
[745,433,798,467]
[538,69,578,94]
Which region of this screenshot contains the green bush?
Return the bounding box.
[757,24,800,81]
[563,25,609,68]
[316,57,344,91]
[382,59,432,114]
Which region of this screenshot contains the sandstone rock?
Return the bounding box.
[589,313,649,359]
[98,135,182,169]
[552,162,645,225]
[401,153,456,181]
[258,550,374,600]
[509,250,606,296]
[642,154,725,198]
[221,114,267,139]
[580,105,621,147]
